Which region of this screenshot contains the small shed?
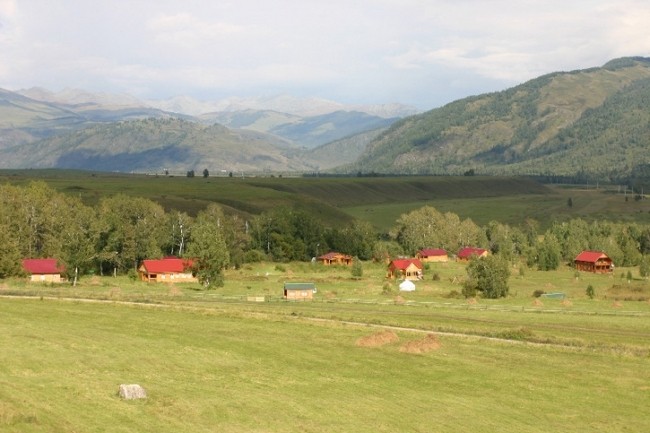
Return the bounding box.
[22,258,66,283]
[317,252,353,266]
[574,251,613,274]
[387,259,423,280]
[416,248,448,263]
[138,257,197,283]
[457,247,488,262]
[283,282,315,300]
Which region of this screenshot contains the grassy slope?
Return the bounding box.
[3,170,650,232]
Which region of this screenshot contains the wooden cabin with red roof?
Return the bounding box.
[317,252,353,266]
[138,257,197,283]
[574,251,613,274]
[387,258,423,280]
[457,247,488,262]
[416,248,448,263]
[22,258,66,283]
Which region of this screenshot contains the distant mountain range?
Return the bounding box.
[3,57,650,179]
[0,87,413,172]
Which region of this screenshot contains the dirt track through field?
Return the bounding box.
[2,294,649,352]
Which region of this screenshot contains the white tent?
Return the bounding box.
[399,279,416,292]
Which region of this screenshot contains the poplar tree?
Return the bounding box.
[187,204,230,288]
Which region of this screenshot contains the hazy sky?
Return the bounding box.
[1,0,649,109]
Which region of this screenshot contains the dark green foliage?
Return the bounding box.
[351,258,363,278]
[639,256,650,278]
[186,204,230,288]
[464,255,511,299]
[536,235,561,271]
[586,284,595,299]
[533,289,545,298]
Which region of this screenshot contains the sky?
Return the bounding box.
[1,0,650,110]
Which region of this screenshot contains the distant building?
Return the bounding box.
[317,252,353,266]
[283,282,315,300]
[457,247,488,262]
[138,258,197,283]
[22,258,65,283]
[416,248,448,262]
[574,251,614,274]
[387,259,423,280]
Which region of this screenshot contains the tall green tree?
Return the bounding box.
[537,234,562,271]
[464,255,511,299]
[187,204,230,288]
[96,194,167,274]
[393,206,484,255]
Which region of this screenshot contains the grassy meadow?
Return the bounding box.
[2,260,650,432]
[2,169,650,232]
[2,170,650,431]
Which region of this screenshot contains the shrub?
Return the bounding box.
[275,264,286,273]
[532,289,545,298]
[351,259,363,278]
[382,282,394,295]
[431,272,441,281]
[586,284,595,299]
[243,249,266,263]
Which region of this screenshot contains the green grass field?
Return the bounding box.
[2,169,649,232]
[1,295,649,433]
[2,261,650,432]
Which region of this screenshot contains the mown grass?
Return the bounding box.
[1,297,649,433]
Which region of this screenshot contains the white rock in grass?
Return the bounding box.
[118,384,147,400]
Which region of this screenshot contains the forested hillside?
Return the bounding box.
[0,118,315,173]
[346,57,650,181]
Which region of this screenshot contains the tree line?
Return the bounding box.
[2,182,650,289]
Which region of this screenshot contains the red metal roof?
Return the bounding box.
[574,251,610,263]
[457,247,487,259]
[418,248,447,256]
[140,258,193,273]
[22,258,65,275]
[389,258,423,270]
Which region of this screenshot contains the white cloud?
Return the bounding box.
[1,0,650,109]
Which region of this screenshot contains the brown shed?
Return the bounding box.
[317,252,353,266]
[283,282,315,300]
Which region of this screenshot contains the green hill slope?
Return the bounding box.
[346,57,650,180]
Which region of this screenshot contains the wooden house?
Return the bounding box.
[387,259,423,280]
[283,282,315,300]
[574,251,614,274]
[416,248,448,263]
[22,258,66,283]
[138,258,197,283]
[457,247,488,262]
[317,252,353,266]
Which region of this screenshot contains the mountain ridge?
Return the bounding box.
[345,57,650,180]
